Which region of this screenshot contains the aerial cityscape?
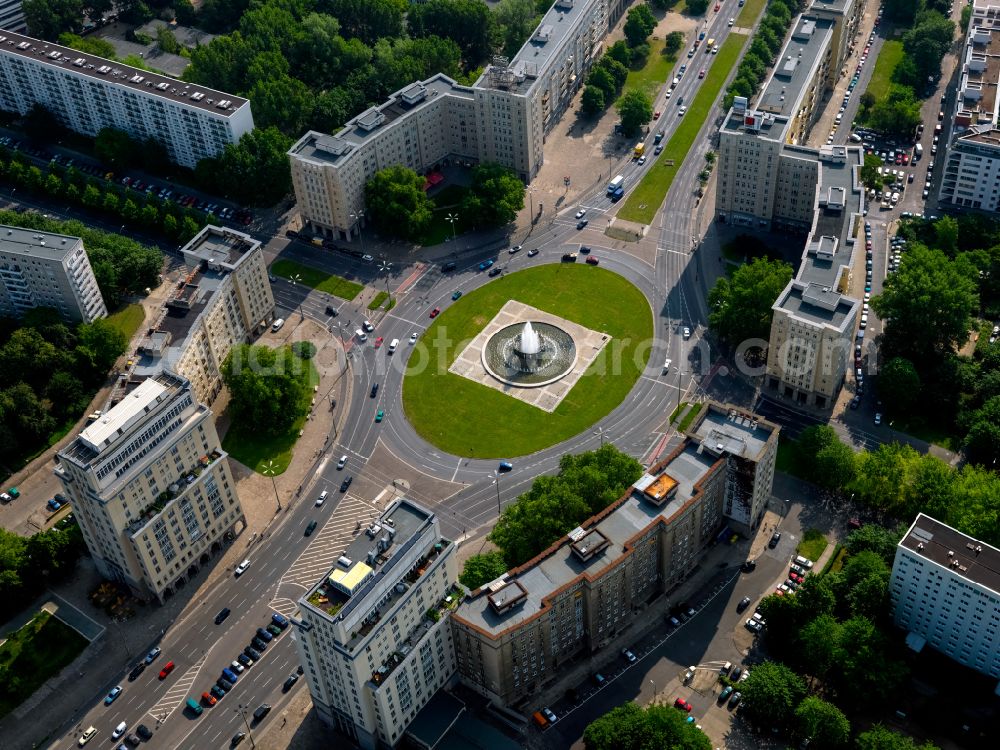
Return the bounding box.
[0,0,998,749]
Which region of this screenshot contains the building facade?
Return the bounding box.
[939,0,1000,210]
[0,224,107,322]
[290,0,624,241]
[0,0,26,33]
[55,370,245,602]
[715,3,865,408]
[890,514,1000,681]
[294,499,460,750]
[133,225,275,405]
[0,29,253,168]
[450,403,777,708]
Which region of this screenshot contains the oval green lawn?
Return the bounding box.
[402,264,653,458]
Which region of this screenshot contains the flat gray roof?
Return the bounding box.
[182,225,258,269]
[290,74,474,167]
[691,406,775,460]
[899,513,1000,597]
[808,0,855,15]
[0,224,82,261]
[477,0,591,96]
[453,446,720,635]
[776,281,856,328]
[757,16,834,124]
[0,29,248,117]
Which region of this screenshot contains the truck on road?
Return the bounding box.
[607,174,625,194]
[633,142,645,157]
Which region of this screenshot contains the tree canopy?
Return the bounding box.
[623,4,657,48]
[739,661,807,728]
[708,257,793,346]
[583,702,711,750]
[489,445,643,567]
[458,550,508,590]
[617,89,653,138]
[364,165,435,240]
[221,344,310,437]
[460,163,526,228]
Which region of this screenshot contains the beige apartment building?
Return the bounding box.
[716,2,865,408]
[293,499,460,750]
[449,403,777,708]
[133,225,275,405]
[55,370,245,601]
[290,0,623,241]
[939,0,1000,210]
[0,224,107,322]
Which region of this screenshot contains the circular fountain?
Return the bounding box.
[481,320,577,387]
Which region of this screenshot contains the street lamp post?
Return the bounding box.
[446,212,459,241]
[649,679,657,704]
[350,210,366,257]
[378,260,392,304]
[288,272,304,321]
[593,426,608,447]
[235,705,257,749]
[491,470,502,516]
[261,459,282,511]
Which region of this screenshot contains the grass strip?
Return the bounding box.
[270,259,363,301]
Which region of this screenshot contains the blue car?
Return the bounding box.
[478,259,494,271]
[105,685,122,705]
[47,498,62,512]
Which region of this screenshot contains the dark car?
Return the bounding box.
[128,662,146,681]
[217,677,234,692]
[245,645,262,660]
[267,624,283,637]
[477,259,494,271]
[768,531,781,548]
[561,253,578,262]
[137,725,153,740]
[339,476,353,493]
[211,685,226,700]
[442,261,457,272]
[487,266,502,277]
[285,230,298,238]
[282,673,299,692]
[256,627,274,643]
[251,636,268,651]
[370,382,379,398]
[252,704,272,722]
[237,653,253,668]
[215,607,231,625]
[585,256,599,265]
[579,246,591,254]
[232,732,246,746]
[304,520,318,536]
[325,305,337,317]
[740,559,757,573]
[736,596,752,613]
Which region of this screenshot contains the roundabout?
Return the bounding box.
[401,263,654,458]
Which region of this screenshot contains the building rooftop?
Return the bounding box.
[755,16,835,134]
[689,404,776,460]
[775,280,857,329]
[959,124,1000,149]
[453,445,722,636]
[475,0,590,96]
[289,74,474,167]
[0,224,82,261]
[899,513,1000,596]
[181,225,258,270]
[955,2,1000,136]
[808,0,855,14]
[0,29,248,117]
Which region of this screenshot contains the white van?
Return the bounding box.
[316,490,329,507]
[355,329,368,342]
[388,338,399,353]
[271,318,285,332]
[794,555,814,569]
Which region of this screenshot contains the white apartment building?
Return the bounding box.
[290,0,624,241]
[132,225,275,405]
[0,0,26,33]
[451,403,777,708]
[0,29,253,168]
[55,370,246,602]
[0,224,107,322]
[716,6,864,408]
[293,498,459,750]
[890,513,1000,682]
[938,1,1000,210]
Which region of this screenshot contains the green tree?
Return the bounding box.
[583,702,712,750]
[686,0,709,14]
[900,12,955,85]
[867,85,922,138]
[460,163,525,228]
[815,441,857,490]
[184,32,256,93]
[364,165,434,240]
[492,0,538,58]
[664,31,685,58]
[794,696,850,750]
[23,0,83,39]
[861,153,884,190]
[597,56,629,91]
[408,0,493,67]
[58,32,117,58]
[587,67,618,101]
[878,357,921,415]
[616,89,653,137]
[221,344,309,436]
[44,371,86,420]
[932,215,959,255]
[871,244,978,365]
[459,551,508,590]
[212,127,293,206]
[606,40,632,68]
[580,85,606,115]
[708,257,793,345]
[797,614,842,680]
[156,26,181,55]
[857,725,940,750]
[77,318,128,374]
[739,661,807,729]
[845,523,906,564]
[964,395,1000,466]
[248,73,314,134]
[623,3,657,48]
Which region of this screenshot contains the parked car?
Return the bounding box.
[736,596,752,612]
[622,648,637,663]
[145,647,161,664]
[769,531,781,548]
[105,686,123,705]
[674,697,692,712]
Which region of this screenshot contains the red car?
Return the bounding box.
[699,69,706,79]
[789,572,804,584]
[158,661,175,680]
[902,153,910,165]
[585,256,599,265]
[653,110,661,119]
[714,2,720,9]
[429,307,441,318]
[374,336,384,348]
[674,697,693,712]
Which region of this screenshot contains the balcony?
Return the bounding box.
[368,584,462,689]
[125,449,223,536]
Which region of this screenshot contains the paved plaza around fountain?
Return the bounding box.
[448,300,611,412]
